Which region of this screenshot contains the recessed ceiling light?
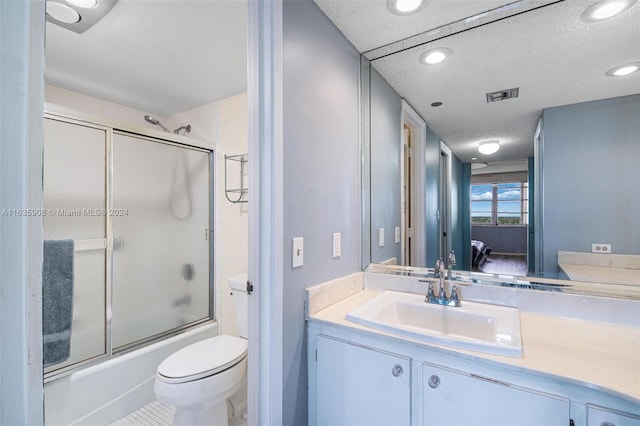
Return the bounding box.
[66,0,98,8]
[419,48,454,65]
[431,101,443,107]
[387,0,425,15]
[46,1,81,23]
[581,0,636,21]
[606,62,640,76]
[471,162,488,170]
[478,141,500,155]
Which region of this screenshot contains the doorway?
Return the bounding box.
[439,143,452,260]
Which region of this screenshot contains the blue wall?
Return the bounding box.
[450,154,471,269]
[283,1,361,424]
[370,68,402,264]
[539,94,640,274]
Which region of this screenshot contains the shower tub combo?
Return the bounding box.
[42,105,216,425]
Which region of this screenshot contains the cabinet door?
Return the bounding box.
[587,404,640,426]
[316,335,411,426]
[422,362,570,426]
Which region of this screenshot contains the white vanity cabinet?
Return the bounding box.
[422,362,570,426]
[315,335,411,426]
[586,405,640,426]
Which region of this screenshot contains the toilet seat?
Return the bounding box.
[157,335,247,384]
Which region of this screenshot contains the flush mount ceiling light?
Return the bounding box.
[419,48,454,65]
[387,0,426,15]
[478,141,500,155]
[471,162,488,170]
[581,0,637,21]
[46,0,118,34]
[66,0,98,8]
[606,62,640,76]
[46,2,81,24]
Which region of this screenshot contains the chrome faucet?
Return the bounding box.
[434,258,444,278]
[425,257,462,307]
[447,250,456,279]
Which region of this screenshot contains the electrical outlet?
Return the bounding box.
[379,228,385,247]
[332,233,341,258]
[395,227,400,244]
[591,243,612,254]
[292,237,304,267]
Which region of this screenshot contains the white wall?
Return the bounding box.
[45,87,249,336]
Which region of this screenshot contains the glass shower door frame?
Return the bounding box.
[109,131,215,354]
[44,111,215,382]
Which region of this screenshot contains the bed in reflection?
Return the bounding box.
[471,240,491,269]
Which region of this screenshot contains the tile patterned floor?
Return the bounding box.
[109,400,247,426]
[109,401,174,426]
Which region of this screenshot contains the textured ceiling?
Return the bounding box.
[314,0,516,52]
[318,0,640,163]
[45,0,247,117]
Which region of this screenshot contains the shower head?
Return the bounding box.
[144,114,169,132]
[173,124,192,135]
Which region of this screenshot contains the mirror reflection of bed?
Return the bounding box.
[471,160,529,276]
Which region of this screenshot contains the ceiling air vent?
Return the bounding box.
[486,87,519,103]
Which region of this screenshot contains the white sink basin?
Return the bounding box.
[346,291,522,357]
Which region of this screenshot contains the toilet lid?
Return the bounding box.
[157,335,247,384]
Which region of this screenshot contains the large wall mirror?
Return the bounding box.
[356,0,639,298]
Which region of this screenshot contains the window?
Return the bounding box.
[471,182,528,225]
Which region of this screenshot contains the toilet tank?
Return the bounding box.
[228,273,248,339]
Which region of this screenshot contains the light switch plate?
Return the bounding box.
[292,237,304,267]
[332,233,341,258]
[379,228,385,247]
[395,227,400,244]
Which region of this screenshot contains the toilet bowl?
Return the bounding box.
[154,273,249,426]
[154,335,247,425]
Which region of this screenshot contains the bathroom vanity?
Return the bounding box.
[306,272,640,426]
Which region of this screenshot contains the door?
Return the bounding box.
[422,362,570,426]
[316,335,411,426]
[111,133,211,348]
[403,125,413,265]
[439,144,452,260]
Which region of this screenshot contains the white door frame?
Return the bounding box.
[0,1,46,424]
[247,0,284,424]
[400,100,427,267]
[4,1,285,424]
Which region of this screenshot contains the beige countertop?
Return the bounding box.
[309,289,640,402]
[559,262,640,286]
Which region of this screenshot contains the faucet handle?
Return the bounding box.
[426,283,436,301]
[434,258,444,278]
[450,285,461,306]
[448,250,456,266]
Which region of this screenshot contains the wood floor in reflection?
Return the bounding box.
[477,254,528,276]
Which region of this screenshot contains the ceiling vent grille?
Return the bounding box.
[486,88,519,103]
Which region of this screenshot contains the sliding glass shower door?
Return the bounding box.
[111,133,212,349]
[43,114,213,377]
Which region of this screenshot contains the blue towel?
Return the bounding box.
[42,239,74,368]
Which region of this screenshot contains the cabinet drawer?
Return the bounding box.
[588,404,640,426]
[422,362,570,426]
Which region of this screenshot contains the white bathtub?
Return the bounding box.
[44,323,217,425]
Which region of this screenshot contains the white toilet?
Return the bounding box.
[154,273,249,426]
